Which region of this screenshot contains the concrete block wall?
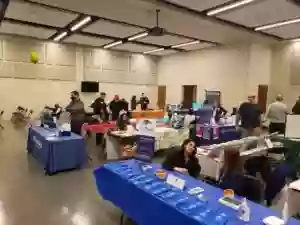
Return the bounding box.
[0,36,158,120]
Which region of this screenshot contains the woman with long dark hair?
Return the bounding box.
[162,139,201,178]
[221,147,245,179]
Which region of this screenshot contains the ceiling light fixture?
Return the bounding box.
[71,16,92,31]
[128,32,149,41]
[171,40,200,48]
[103,40,123,49]
[207,0,256,16]
[255,18,300,31]
[53,31,68,41]
[143,48,165,54]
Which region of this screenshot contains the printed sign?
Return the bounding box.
[166,174,185,190]
[137,119,156,137]
[136,135,155,159]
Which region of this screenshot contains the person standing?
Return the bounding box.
[91,92,109,121]
[139,93,149,110]
[109,95,121,121]
[265,94,288,134]
[236,94,262,137]
[212,100,227,123]
[131,95,137,111]
[90,92,109,146]
[119,98,129,111]
[292,96,300,115]
[66,91,85,135]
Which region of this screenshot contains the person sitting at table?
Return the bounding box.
[162,139,201,178]
[219,147,262,202]
[219,147,245,186]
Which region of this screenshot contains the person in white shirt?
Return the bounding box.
[265,94,288,134]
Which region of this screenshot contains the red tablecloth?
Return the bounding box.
[82,122,116,135]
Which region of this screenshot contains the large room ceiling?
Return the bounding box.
[1,0,300,55]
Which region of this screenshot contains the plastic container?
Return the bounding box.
[238,198,250,222]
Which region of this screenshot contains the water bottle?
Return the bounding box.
[238,198,250,222]
[53,117,59,136]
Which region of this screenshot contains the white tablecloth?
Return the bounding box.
[272,180,300,217]
[106,127,188,154]
[155,127,189,151]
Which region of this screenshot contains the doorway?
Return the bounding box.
[257,85,268,113]
[182,85,197,109]
[157,85,166,109]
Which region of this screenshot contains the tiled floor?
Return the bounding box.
[0,122,121,225]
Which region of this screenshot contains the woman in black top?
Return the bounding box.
[163,139,201,178]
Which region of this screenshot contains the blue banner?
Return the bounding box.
[136,135,155,159]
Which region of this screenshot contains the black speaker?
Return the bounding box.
[0,0,9,22]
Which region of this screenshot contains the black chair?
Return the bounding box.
[265,163,297,206]
[220,172,263,203]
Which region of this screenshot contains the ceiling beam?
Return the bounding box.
[145,0,282,41]
[22,0,220,45]
[3,17,60,30]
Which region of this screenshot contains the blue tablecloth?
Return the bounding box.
[94,160,300,225]
[27,126,87,174]
[197,125,240,146]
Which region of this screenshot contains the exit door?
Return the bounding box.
[157,85,166,109]
[182,85,197,109]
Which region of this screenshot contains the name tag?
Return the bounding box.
[166,174,185,190]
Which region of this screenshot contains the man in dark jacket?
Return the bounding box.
[91,92,109,121]
[109,95,121,121]
[139,93,149,110]
[66,91,85,135]
[131,95,137,111]
[90,92,109,146]
[236,94,261,137]
[292,96,300,115]
[119,98,129,111]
